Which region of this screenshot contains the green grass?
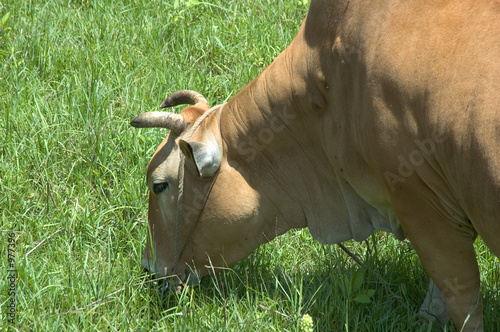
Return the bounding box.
[1,0,498,330]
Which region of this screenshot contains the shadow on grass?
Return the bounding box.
[144,234,499,331]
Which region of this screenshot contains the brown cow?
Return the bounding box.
[131,0,500,330]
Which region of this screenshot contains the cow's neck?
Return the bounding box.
[218,26,339,241]
[218,3,403,245]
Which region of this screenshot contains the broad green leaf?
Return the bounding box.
[353,294,371,304]
[350,268,364,294]
[1,11,10,26]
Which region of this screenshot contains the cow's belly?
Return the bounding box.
[334,170,405,241]
[306,165,405,244]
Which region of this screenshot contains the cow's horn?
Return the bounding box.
[160,90,209,108]
[130,112,187,134]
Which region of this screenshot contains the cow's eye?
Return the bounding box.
[153,183,169,194]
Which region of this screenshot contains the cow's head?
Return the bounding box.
[131,90,266,287]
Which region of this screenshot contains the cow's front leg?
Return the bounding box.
[412,236,482,332]
[392,191,483,331]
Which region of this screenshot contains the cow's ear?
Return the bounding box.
[178,138,221,177]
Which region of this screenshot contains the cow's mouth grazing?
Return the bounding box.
[141,260,200,295]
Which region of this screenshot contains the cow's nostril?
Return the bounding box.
[141,265,152,275]
[140,261,172,296]
[141,260,152,272]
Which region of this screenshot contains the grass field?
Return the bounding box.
[1,0,499,330]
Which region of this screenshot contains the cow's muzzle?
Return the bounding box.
[141,259,200,295]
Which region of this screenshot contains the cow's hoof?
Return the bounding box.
[418,280,450,327]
